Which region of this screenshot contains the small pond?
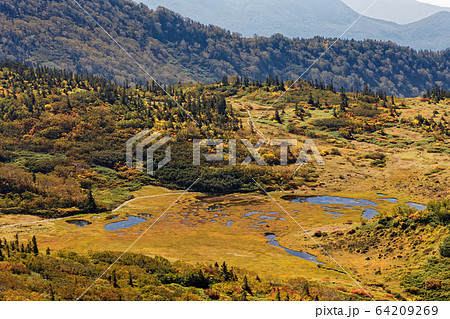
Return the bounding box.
[406,202,427,210]
[207,205,224,212]
[258,215,277,220]
[104,216,147,231]
[265,234,324,264]
[244,211,279,217]
[362,208,379,219]
[66,220,91,227]
[290,195,427,220]
[292,196,371,206]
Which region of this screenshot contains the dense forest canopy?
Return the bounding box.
[0,0,449,97]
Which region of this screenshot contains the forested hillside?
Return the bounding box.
[142,0,450,50]
[0,0,449,96]
[0,60,249,218]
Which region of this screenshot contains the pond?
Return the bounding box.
[207,205,224,212]
[225,221,234,227]
[104,216,147,231]
[291,195,380,219]
[265,234,324,264]
[292,196,373,206]
[66,220,91,227]
[243,211,279,217]
[362,208,379,219]
[406,202,427,210]
[258,215,278,220]
[242,211,287,222]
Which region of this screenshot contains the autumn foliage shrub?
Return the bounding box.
[425,279,441,290]
[350,288,373,298]
[205,289,220,300]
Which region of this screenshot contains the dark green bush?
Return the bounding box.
[439,236,450,258]
[25,157,70,174]
[313,118,348,130]
[91,150,124,169]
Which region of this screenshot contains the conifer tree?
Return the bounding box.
[222,75,229,86]
[128,271,134,287]
[275,108,282,123]
[308,92,314,105]
[49,285,55,301]
[242,275,252,295]
[84,189,98,213]
[340,88,349,112]
[32,235,39,256]
[221,262,230,281]
[112,270,119,288]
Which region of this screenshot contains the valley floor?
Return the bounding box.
[1,183,446,300]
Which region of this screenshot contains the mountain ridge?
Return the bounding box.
[342,0,450,24]
[140,0,450,50]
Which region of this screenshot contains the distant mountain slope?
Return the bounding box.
[400,11,450,50]
[1,0,449,96]
[140,0,450,50]
[342,0,450,24]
